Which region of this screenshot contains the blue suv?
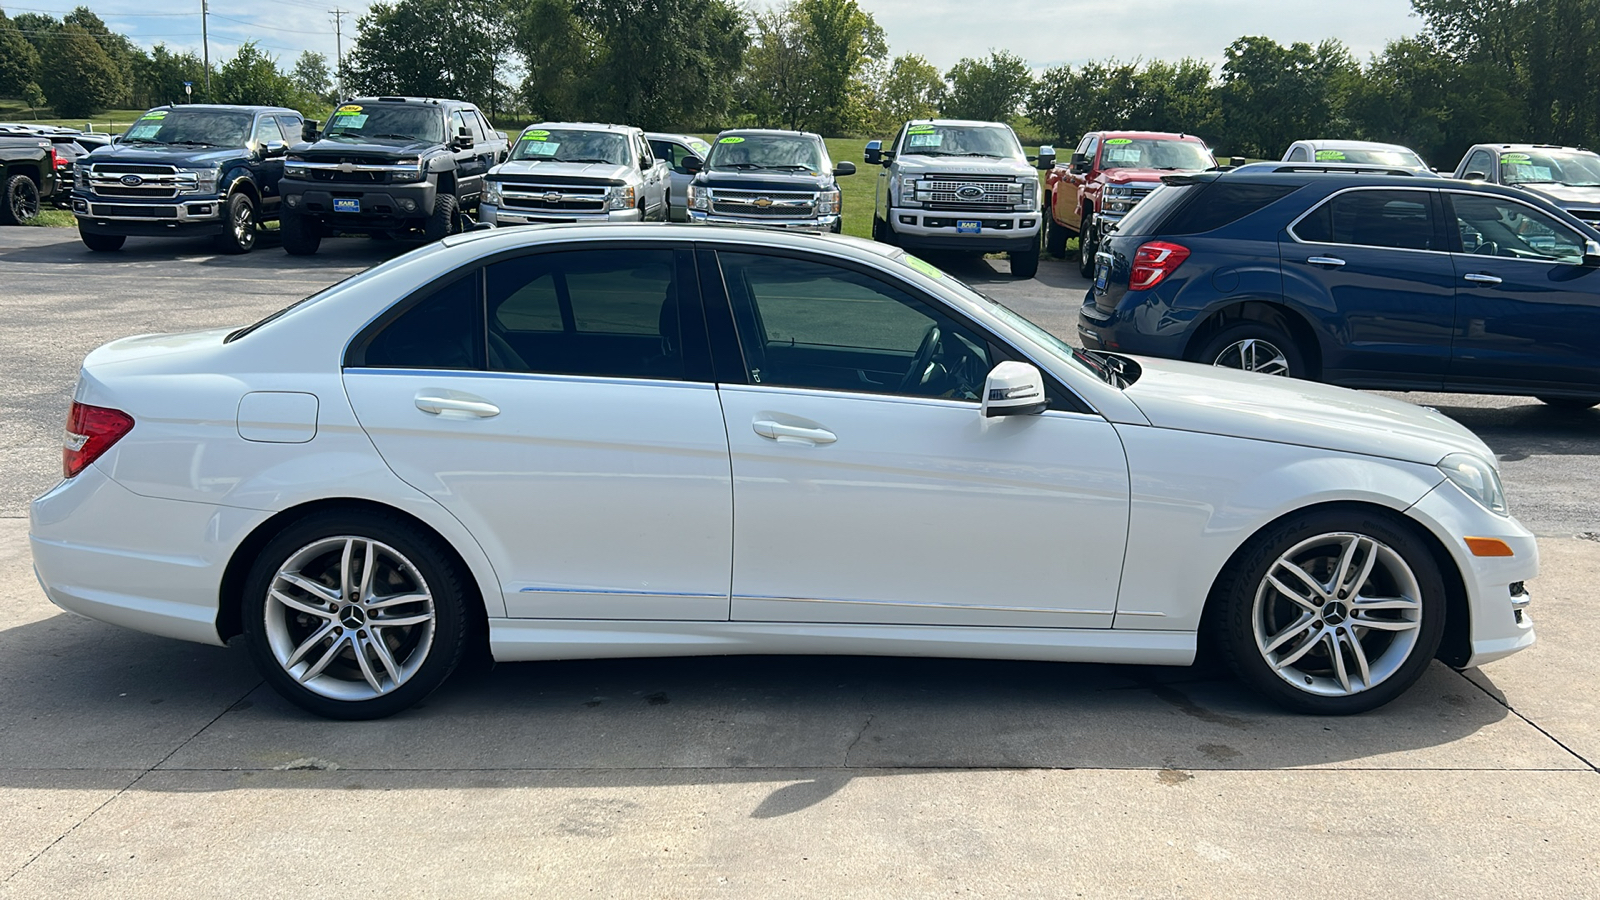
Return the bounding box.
[1080,163,1600,408]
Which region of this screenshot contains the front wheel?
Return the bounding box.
[240,510,471,720]
[213,192,258,254]
[1077,210,1097,277]
[425,192,460,242]
[80,231,125,252]
[1010,234,1040,279]
[1196,321,1306,379]
[279,211,321,256]
[1211,508,1446,714]
[0,174,40,225]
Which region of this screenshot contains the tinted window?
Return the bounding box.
[468,110,489,142]
[486,249,684,379]
[253,116,284,146]
[1464,151,1494,178]
[720,252,993,401]
[1293,189,1438,251]
[1287,146,1309,162]
[1111,183,1199,237]
[1451,194,1586,263]
[363,275,484,369]
[1162,182,1299,234]
[276,116,303,141]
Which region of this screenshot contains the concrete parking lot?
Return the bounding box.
[1,227,1597,897]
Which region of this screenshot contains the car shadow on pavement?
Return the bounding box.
[921,251,1086,294]
[1404,400,1600,459]
[0,230,407,269]
[0,610,1531,819]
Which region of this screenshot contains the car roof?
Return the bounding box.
[148,104,299,114]
[716,128,822,140]
[905,119,1013,129]
[439,223,899,261]
[1092,131,1206,142]
[525,122,637,135]
[1229,161,1444,179]
[1294,139,1420,153]
[1471,143,1593,154]
[645,132,708,143]
[347,97,474,108]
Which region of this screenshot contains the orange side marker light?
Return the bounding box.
[1465,537,1515,557]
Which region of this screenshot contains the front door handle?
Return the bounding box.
[753,419,836,445]
[414,390,500,418]
[1307,256,1347,267]
[1463,273,1503,285]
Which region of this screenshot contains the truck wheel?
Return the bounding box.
[1077,210,1097,278]
[1010,234,1041,279]
[214,192,259,254]
[1045,212,1068,259]
[280,211,321,256]
[80,231,125,252]
[0,174,40,225]
[425,193,460,242]
[872,215,896,245]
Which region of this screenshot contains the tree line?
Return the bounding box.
[3,0,1597,168]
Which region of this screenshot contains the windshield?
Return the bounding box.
[510,129,630,164]
[707,134,826,172]
[1312,147,1426,168]
[1098,138,1215,171]
[120,109,251,148]
[323,103,445,144]
[898,123,1023,160]
[1500,149,1600,187]
[687,137,712,157]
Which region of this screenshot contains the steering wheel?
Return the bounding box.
[1474,241,1500,256]
[899,323,941,393]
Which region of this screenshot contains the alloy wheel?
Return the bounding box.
[233,200,256,249]
[1214,338,1290,376]
[10,181,38,222]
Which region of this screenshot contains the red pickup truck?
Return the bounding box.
[1044,131,1216,276]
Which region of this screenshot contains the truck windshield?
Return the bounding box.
[1311,147,1426,168]
[120,109,252,147]
[1499,149,1600,187]
[1099,139,1215,171]
[510,129,630,164]
[899,124,1022,160]
[707,134,825,172]
[322,104,445,144]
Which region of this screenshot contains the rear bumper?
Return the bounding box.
[1077,293,1196,357]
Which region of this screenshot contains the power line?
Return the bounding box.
[330,8,347,98]
[209,13,328,34]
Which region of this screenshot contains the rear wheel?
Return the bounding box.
[1077,210,1097,277]
[1045,208,1068,258]
[0,174,40,225]
[80,231,125,252]
[1196,321,1306,379]
[424,192,460,242]
[213,192,258,254]
[280,211,321,256]
[1537,396,1600,410]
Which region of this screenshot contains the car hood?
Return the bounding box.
[1118,356,1493,465]
[490,159,633,183]
[86,145,240,166]
[891,155,1035,178]
[694,168,834,192]
[295,137,436,159]
[1513,183,1600,206]
[1102,167,1195,184]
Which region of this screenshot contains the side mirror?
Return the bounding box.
[864,140,882,166]
[301,120,320,142]
[980,361,1049,419]
[1584,239,1600,268]
[1070,152,1090,174]
[1464,171,1487,181]
[683,156,703,174]
[1229,156,1247,168]
[834,161,856,177]
[455,126,475,150]
[1035,145,1056,170]
[263,140,286,159]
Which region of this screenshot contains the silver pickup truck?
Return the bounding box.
[480,122,669,225]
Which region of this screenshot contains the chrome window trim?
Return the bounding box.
[1284,184,1448,256]
[1440,188,1591,267]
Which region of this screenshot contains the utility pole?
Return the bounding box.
[330,8,348,100]
[201,0,211,97]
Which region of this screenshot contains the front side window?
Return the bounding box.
[707,134,826,173]
[323,103,445,144]
[253,116,284,147]
[362,275,484,370]
[1287,146,1309,162]
[1450,194,1586,263]
[1464,150,1495,179]
[1293,189,1439,251]
[121,109,252,148]
[509,128,630,164]
[486,249,684,379]
[897,123,1023,161]
[720,252,993,401]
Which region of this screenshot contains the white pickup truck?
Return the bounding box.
[480,122,669,225]
[866,119,1047,278]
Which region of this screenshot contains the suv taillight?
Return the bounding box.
[1128,241,1191,291]
[49,147,62,170]
[63,402,134,478]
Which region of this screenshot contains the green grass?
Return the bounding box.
[0,100,147,133]
[26,208,76,227]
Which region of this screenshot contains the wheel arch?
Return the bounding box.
[226,172,261,204]
[1184,299,1325,379]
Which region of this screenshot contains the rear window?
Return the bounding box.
[1111,183,1197,236]
[1161,182,1301,234]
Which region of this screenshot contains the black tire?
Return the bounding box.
[871,214,897,245]
[1211,507,1447,715]
[279,211,321,256]
[829,217,842,234]
[240,509,471,720]
[425,192,460,242]
[80,231,125,252]
[1194,320,1307,379]
[0,173,40,225]
[1045,208,1068,259]
[1536,396,1600,410]
[1077,209,1097,278]
[1010,232,1040,279]
[213,192,258,254]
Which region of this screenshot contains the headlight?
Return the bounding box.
[1016,176,1037,210]
[606,184,637,210]
[1438,452,1509,516]
[890,175,921,208]
[75,167,89,189]
[177,166,219,193]
[687,184,709,211]
[483,179,502,204]
[817,189,841,215]
[391,158,424,183]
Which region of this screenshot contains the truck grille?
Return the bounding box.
[497,180,608,213]
[710,189,817,217]
[86,163,194,199]
[916,176,1024,212]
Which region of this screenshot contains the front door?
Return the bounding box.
[708,249,1130,628]
[342,245,734,620]
[1444,191,1600,394]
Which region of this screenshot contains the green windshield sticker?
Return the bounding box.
[718,136,745,144]
[901,254,945,280]
[907,126,936,134]
[138,111,167,121]
[1315,150,1347,161]
[1105,138,1133,145]
[521,134,549,142]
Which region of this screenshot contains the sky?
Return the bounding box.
[3,0,1427,77]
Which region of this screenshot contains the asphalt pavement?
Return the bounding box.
[1,226,1597,897]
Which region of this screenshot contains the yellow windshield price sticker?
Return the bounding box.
[526,130,549,136]
[335,104,362,113]
[1105,138,1133,145]
[719,136,745,144]
[1502,153,1530,162]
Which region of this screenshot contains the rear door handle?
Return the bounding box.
[1463,273,1503,285]
[1307,256,1346,267]
[414,390,500,418]
[753,419,836,445]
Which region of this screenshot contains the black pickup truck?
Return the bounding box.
[278,96,508,255]
[0,133,59,225]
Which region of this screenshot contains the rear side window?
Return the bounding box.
[362,275,484,369]
[1293,189,1438,251]
[1111,183,1198,236]
[1161,182,1300,235]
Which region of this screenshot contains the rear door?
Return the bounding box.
[1444,190,1600,394]
[1281,186,1456,388]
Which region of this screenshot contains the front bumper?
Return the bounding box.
[886,208,1041,252]
[281,179,437,224]
[72,194,226,236]
[688,211,838,233]
[481,204,644,226]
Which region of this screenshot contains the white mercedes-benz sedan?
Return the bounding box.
[31,225,1536,719]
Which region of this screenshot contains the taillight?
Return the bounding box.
[63,402,134,479]
[49,147,61,169]
[1128,241,1191,291]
